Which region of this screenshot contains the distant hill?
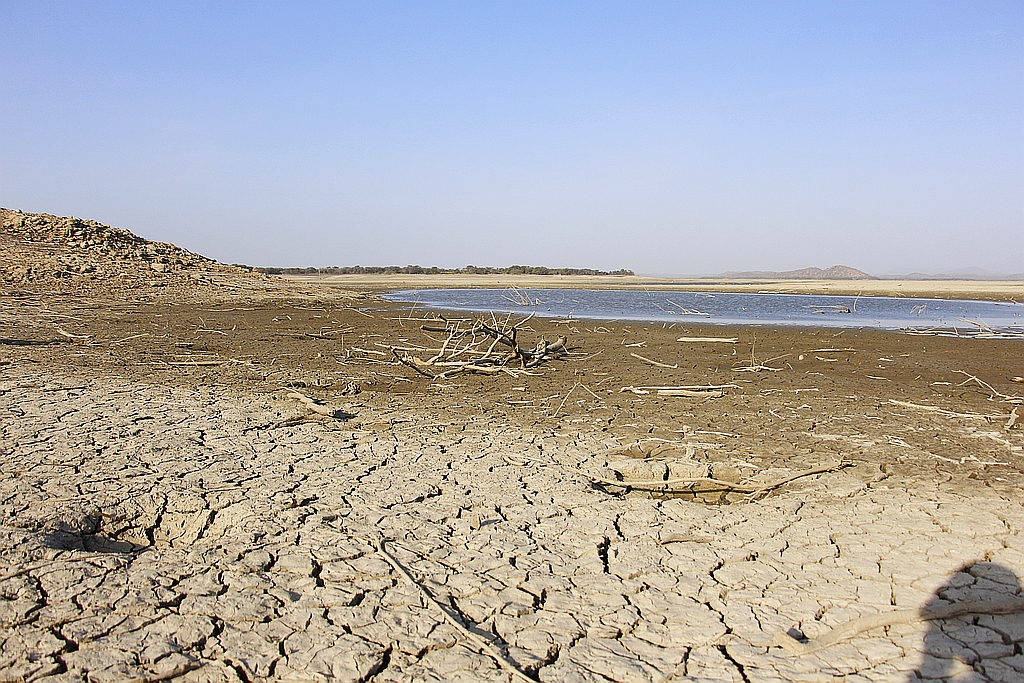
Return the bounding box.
[717,265,874,280]
[893,270,1024,282]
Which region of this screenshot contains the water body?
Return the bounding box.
[382,288,1024,337]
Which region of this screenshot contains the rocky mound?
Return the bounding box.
[1,208,248,294]
[719,265,874,280]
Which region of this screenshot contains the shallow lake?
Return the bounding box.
[382,288,1024,337]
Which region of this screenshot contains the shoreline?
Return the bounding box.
[280,273,1024,303]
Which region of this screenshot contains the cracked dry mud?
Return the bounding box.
[2,279,1023,682]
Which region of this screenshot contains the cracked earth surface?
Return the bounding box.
[2,282,1023,683]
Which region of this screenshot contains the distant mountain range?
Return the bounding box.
[716,265,874,280]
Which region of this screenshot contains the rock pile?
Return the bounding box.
[0,208,248,294]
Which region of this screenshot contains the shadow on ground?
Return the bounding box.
[911,561,1024,681]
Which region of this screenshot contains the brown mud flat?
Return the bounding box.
[2,272,1023,682]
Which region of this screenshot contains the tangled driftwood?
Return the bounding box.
[390,316,568,380]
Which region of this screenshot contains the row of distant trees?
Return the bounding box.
[257,265,634,276]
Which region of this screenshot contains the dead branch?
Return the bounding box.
[628,384,740,391]
[656,389,724,397]
[620,385,729,397]
[958,318,997,334]
[551,383,578,417]
[392,350,441,379]
[286,390,334,416]
[658,532,715,544]
[888,399,1010,421]
[955,371,1024,404]
[774,598,1024,656]
[54,326,90,341]
[677,336,738,343]
[733,363,784,372]
[368,536,535,683]
[576,460,847,497]
[630,352,678,369]
[165,359,229,367]
[395,317,567,379]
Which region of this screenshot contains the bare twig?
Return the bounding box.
[630,352,678,369]
[551,383,578,417]
[369,537,534,683]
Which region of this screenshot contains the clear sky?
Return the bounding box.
[2,2,1021,276]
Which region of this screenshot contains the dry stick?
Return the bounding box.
[958,317,997,334]
[630,352,679,369]
[888,399,1010,420]
[370,537,535,683]
[619,385,732,397]
[350,347,387,356]
[676,337,738,343]
[744,461,849,499]
[658,532,715,545]
[774,597,1024,656]
[109,333,151,345]
[637,384,740,390]
[656,389,724,397]
[578,468,756,492]
[577,459,847,496]
[429,331,455,364]
[286,390,333,416]
[165,360,228,367]
[54,326,90,340]
[393,351,441,379]
[956,370,1024,404]
[551,383,579,418]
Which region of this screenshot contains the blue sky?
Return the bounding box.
[2,1,1021,275]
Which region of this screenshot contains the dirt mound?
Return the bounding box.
[1,208,249,295]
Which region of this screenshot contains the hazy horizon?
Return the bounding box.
[2,2,1021,276]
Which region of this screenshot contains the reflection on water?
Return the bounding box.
[382,289,1024,337]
